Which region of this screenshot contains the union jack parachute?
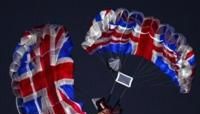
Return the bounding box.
[10,24,86,114]
[82,8,196,93]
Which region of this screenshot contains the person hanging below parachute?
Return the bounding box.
[82,8,196,114]
[9,24,86,114]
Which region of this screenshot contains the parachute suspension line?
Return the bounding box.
[136,65,158,76]
[113,88,128,109]
[96,51,107,67]
[135,74,162,86]
[119,88,128,99]
[136,60,151,75]
[107,81,117,102]
[136,66,160,78]
[110,82,117,95]
[133,58,144,76]
[102,52,117,79]
[136,70,174,87]
[149,81,173,87]
[96,51,115,80]
[121,54,129,72]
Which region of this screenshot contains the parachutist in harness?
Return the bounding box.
[96,98,122,114]
[92,72,133,114]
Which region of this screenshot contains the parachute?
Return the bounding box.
[9,24,86,114]
[82,8,196,94]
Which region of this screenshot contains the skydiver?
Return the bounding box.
[96,97,122,114]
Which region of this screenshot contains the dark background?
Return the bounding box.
[0,0,200,114]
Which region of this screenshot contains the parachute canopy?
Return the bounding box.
[10,24,86,114]
[82,8,196,93]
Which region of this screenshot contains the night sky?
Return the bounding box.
[0,0,200,114]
